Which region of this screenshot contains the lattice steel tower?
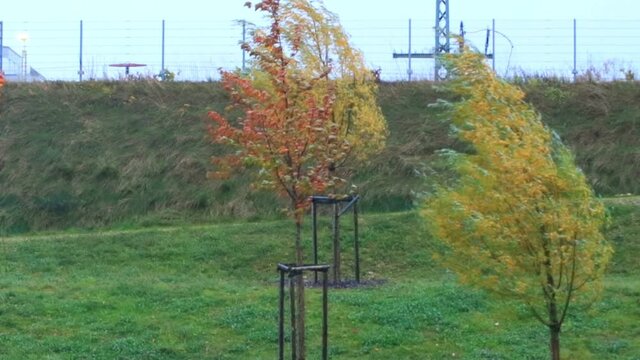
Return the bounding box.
[434,0,450,81]
[392,0,452,81]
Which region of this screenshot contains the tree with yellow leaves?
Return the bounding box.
[423,49,613,360]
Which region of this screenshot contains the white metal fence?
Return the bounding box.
[1,18,639,82]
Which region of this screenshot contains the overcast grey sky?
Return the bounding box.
[2,1,639,80]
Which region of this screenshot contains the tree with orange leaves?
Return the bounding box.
[208,1,386,358]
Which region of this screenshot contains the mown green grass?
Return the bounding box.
[0,205,637,359]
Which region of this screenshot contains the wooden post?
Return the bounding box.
[312,201,318,283]
[289,274,297,360]
[278,269,285,360]
[322,269,328,360]
[332,202,340,283]
[354,201,360,283]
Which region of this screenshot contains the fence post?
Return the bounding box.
[332,202,340,283]
[573,18,577,81]
[161,19,166,74]
[278,269,285,360]
[354,201,360,283]
[407,18,412,81]
[289,273,297,360]
[0,21,4,72]
[492,19,496,72]
[79,20,83,81]
[312,201,318,283]
[322,269,328,360]
[241,20,247,72]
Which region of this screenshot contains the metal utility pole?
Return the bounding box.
[392,0,451,81]
[392,0,495,80]
[434,0,450,81]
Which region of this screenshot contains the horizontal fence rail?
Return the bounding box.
[1,18,639,82]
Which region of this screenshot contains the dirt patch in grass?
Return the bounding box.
[305,279,388,289]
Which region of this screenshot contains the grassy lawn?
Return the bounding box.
[0,206,638,359]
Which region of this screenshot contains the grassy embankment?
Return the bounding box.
[1,80,639,234]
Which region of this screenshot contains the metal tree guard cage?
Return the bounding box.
[277,263,330,360]
[310,195,361,284]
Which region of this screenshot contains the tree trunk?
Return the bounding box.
[548,297,561,360]
[543,239,562,360]
[294,217,306,360]
[550,324,561,360]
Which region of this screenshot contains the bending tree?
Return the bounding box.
[423,49,613,360]
[208,1,386,358]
